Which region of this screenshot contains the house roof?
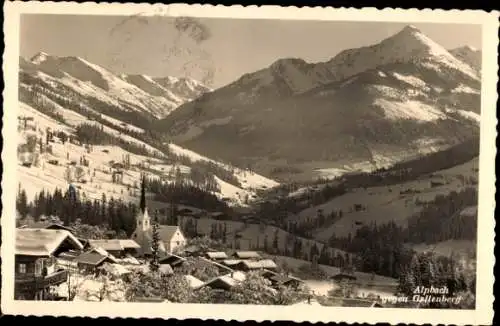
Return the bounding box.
[206,252,228,259]
[57,250,82,261]
[185,275,205,289]
[222,259,243,266]
[159,264,174,275]
[203,275,239,290]
[75,251,109,266]
[234,251,261,259]
[16,228,84,256]
[88,239,123,251]
[119,239,141,249]
[241,259,277,269]
[331,273,357,281]
[158,253,186,266]
[270,275,303,285]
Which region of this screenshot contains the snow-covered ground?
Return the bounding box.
[17,99,279,205]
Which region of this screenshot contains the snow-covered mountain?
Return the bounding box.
[159,25,481,181]
[17,53,278,207]
[22,52,211,119]
[449,45,482,72]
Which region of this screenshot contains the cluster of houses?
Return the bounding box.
[13,196,306,302]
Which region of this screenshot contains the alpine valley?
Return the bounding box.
[16,24,480,298]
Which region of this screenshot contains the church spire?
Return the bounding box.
[140,174,146,214]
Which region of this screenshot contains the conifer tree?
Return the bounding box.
[150,210,160,273]
[140,174,146,214]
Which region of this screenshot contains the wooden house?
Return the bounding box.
[330,273,358,282]
[232,251,261,260]
[88,239,124,257]
[74,248,118,274]
[234,259,278,271]
[15,228,84,300]
[158,254,187,268]
[205,251,229,260]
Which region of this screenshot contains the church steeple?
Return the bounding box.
[140,174,146,214]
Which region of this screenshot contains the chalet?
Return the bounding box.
[259,269,280,279]
[222,259,243,268]
[118,239,141,256]
[55,250,81,272]
[331,273,358,282]
[158,253,187,268]
[88,239,124,257]
[268,274,303,289]
[158,264,174,276]
[75,249,117,274]
[205,251,229,260]
[131,208,187,256]
[185,275,205,289]
[182,245,205,257]
[234,259,278,271]
[200,272,245,291]
[15,228,84,300]
[232,251,261,260]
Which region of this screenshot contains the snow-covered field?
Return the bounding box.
[290,158,479,240]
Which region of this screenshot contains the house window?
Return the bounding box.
[176,241,180,245]
[18,264,26,274]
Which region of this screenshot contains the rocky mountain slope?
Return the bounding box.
[449,45,482,72]
[158,25,481,181]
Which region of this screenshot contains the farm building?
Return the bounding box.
[15,228,84,300]
[158,253,187,268]
[88,239,124,257]
[206,252,229,260]
[234,259,278,271]
[232,251,261,260]
[75,248,117,274]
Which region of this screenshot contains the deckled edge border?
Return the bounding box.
[1,2,498,325]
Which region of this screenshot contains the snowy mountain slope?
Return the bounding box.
[24,52,210,119]
[449,46,482,72]
[159,26,481,181]
[16,101,278,206]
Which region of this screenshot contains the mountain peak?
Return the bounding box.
[401,24,421,33]
[30,51,50,64]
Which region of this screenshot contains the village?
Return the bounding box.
[14,186,391,306]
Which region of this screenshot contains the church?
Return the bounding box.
[131,177,187,256]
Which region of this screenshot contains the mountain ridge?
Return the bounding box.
[22,52,212,119]
[158,25,481,181]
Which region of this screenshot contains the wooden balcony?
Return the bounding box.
[15,269,68,291]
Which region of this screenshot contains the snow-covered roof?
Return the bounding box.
[184,275,204,289]
[159,264,174,275]
[16,228,84,256]
[234,251,261,259]
[75,251,110,266]
[88,239,123,251]
[242,259,277,269]
[119,239,141,249]
[206,251,228,259]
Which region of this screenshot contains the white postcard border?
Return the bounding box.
[2,2,498,324]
